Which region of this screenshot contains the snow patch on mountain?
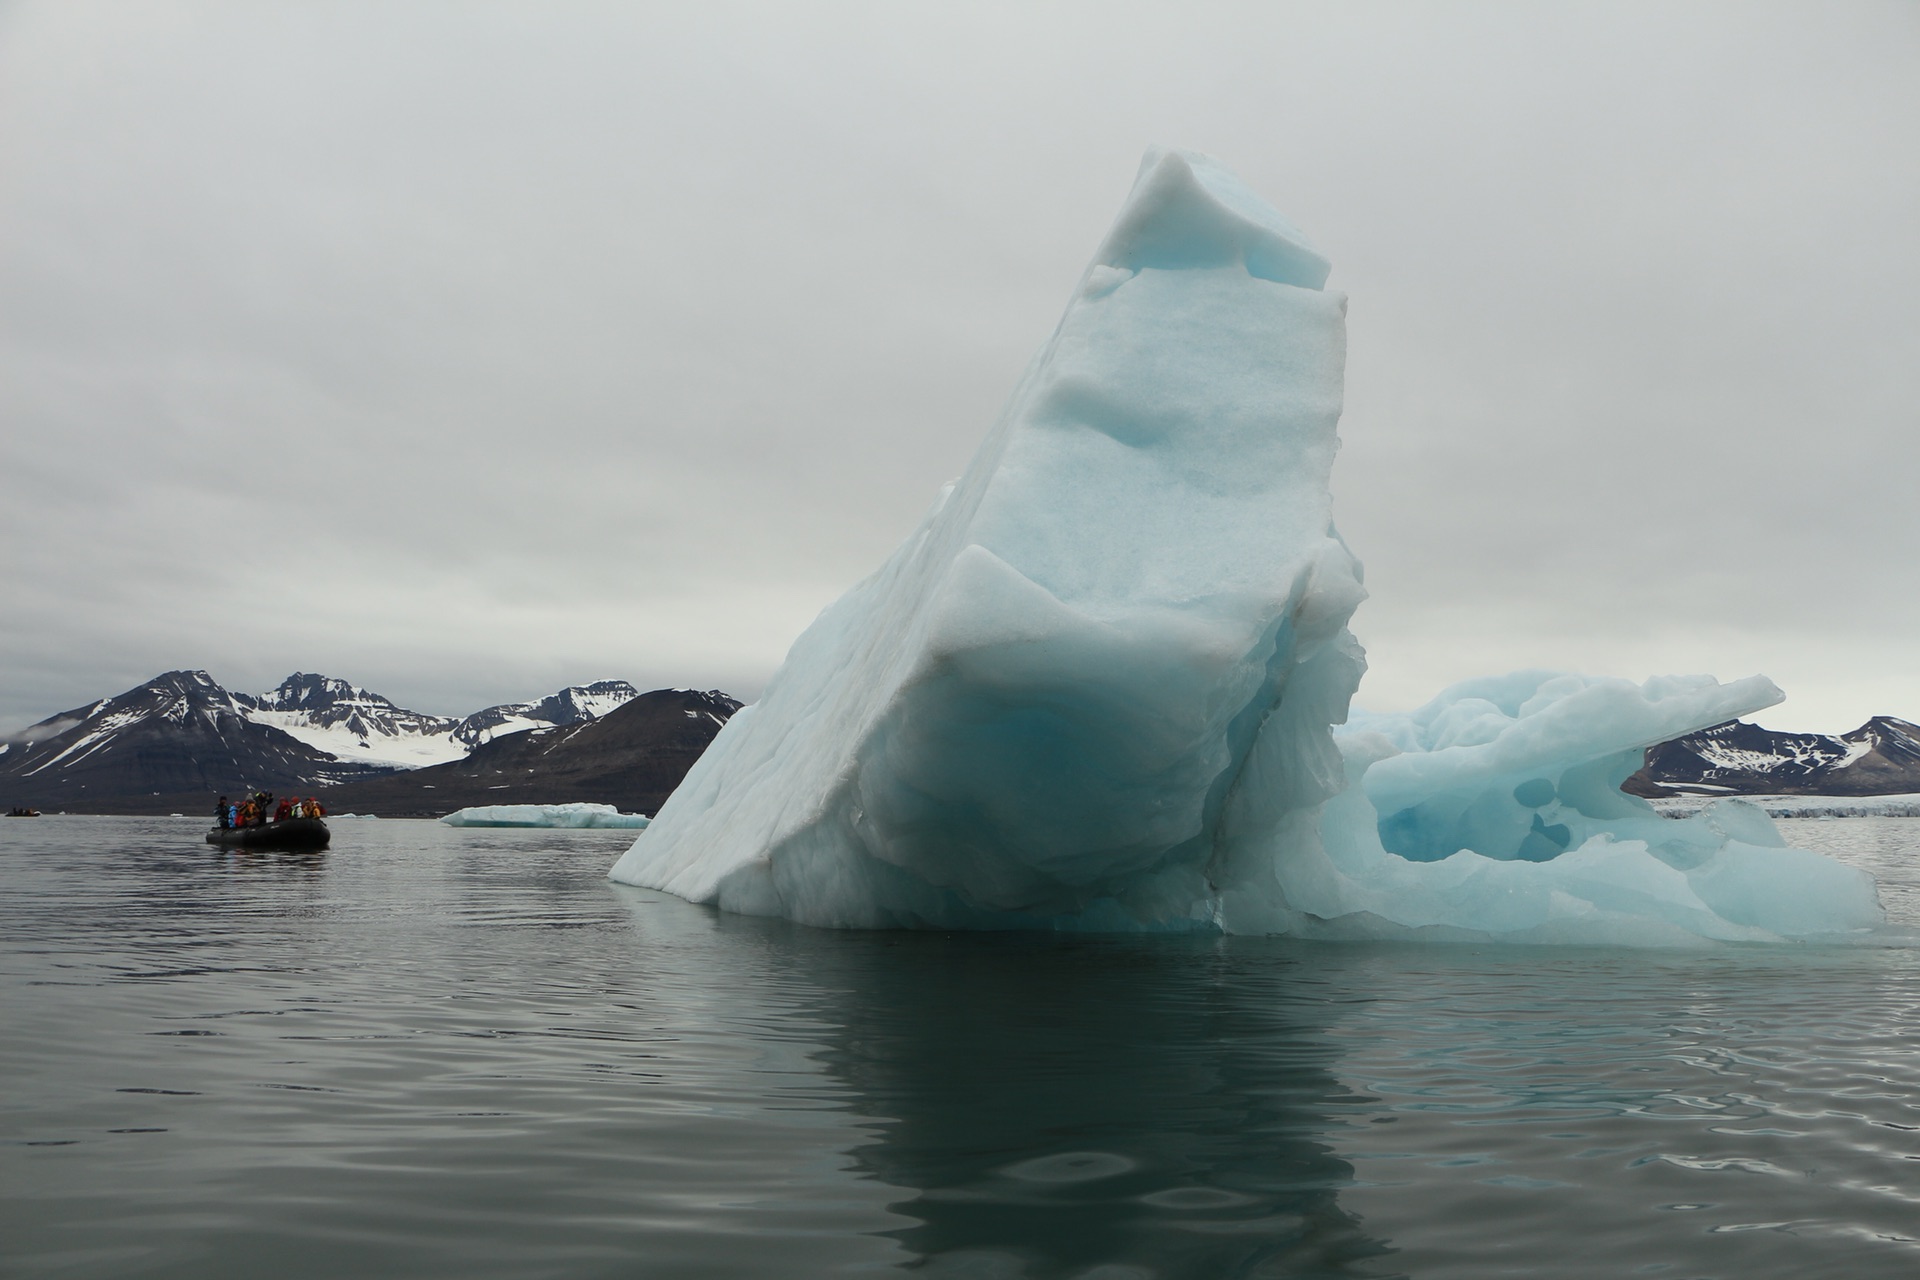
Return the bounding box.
[234,673,463,768]
[451,681,641,749]
[1639,715,1920,796]
[23,709,147,775]
[241,710,467,769]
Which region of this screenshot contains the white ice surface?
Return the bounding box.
[1655,793,1920,820]
[244,710,469,769]
[610,148,1884,945]
[443,803,650,829]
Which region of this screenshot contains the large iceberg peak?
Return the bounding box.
[1093,147,1332,289]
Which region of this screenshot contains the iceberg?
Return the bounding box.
[444,803,650,830]
[611,148,1883,943]
[1238,672,1884,944]
[614,147,1363,930]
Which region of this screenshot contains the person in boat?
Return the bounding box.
[273,797,293,823]
[215,797,231,830]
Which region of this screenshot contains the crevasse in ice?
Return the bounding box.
[610,148,1883,943]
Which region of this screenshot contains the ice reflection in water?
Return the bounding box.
[793,929,1389,1276]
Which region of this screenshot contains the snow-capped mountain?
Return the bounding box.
[322,688,743,817]
[0,670,393,813]
[2,671,658,812]
[450,680,641,748]
[234,673,642,769]
[237,673,465,768]
[1633,716,1920,796]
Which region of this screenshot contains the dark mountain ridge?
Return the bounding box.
[450,679,641,747]
[316,688,742,817]
[1629,715,1920,797]
[0,670,391,814]
[240,672,459,742]
[3,671,723,815]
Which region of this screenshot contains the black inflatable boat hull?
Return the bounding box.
[205,817,330,850]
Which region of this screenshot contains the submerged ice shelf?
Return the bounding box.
[610,148,1883,944]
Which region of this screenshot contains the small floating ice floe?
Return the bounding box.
[443,803,650,830]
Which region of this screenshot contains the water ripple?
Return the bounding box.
[4,815,1920,1278]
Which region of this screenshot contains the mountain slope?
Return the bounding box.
[0,671,393,814]
[318,689,741,817]
[1631,716,1920,796]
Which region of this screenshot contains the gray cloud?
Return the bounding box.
[5,716,82,744]
[2,1,1915,734]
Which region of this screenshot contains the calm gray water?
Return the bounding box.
[4,815,1919,1279]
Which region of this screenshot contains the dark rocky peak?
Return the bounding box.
[107,669,250,722]
[250,672,380,711]
[22,670,259,743]
[1850,716,1920,758]
[1683,718,1839,760]
[682,689,745,719]
[1635,712,1920,797]
[525,680,641,725]
[452,680,642,747]
[240,673,457,738]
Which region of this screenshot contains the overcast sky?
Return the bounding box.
[2,1,1914,736]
